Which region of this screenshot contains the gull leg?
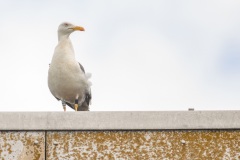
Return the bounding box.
[62,101,66,112]
[74,99,78,111]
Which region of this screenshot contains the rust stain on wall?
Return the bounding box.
[47,130,240,159]
[0,131,45,160]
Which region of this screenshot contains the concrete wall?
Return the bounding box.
[0,111,240,159]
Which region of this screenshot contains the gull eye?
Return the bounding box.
[63,23,69,27]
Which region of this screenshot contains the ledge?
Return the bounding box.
[0,111,240,130]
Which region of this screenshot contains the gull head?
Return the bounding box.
[58,22,85,40]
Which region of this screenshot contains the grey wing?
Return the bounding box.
[78,62,85,73]
[84,88,92,106]
[78,62,92,111]
[78,62,92,104]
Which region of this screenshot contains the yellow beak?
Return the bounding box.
[72,26,85,31]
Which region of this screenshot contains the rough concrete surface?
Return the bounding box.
[0,111,240,130]
[47,130,240,159]
[0,112,240,159]
[0,131,45,160]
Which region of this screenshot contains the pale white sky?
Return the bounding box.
[0,0,240,111]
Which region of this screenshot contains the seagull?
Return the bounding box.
[48,22,92,111]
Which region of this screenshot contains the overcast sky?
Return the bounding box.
[0,0,240,111]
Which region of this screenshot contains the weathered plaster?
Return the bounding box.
[0,131,45,160]
[47,130,240,160]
